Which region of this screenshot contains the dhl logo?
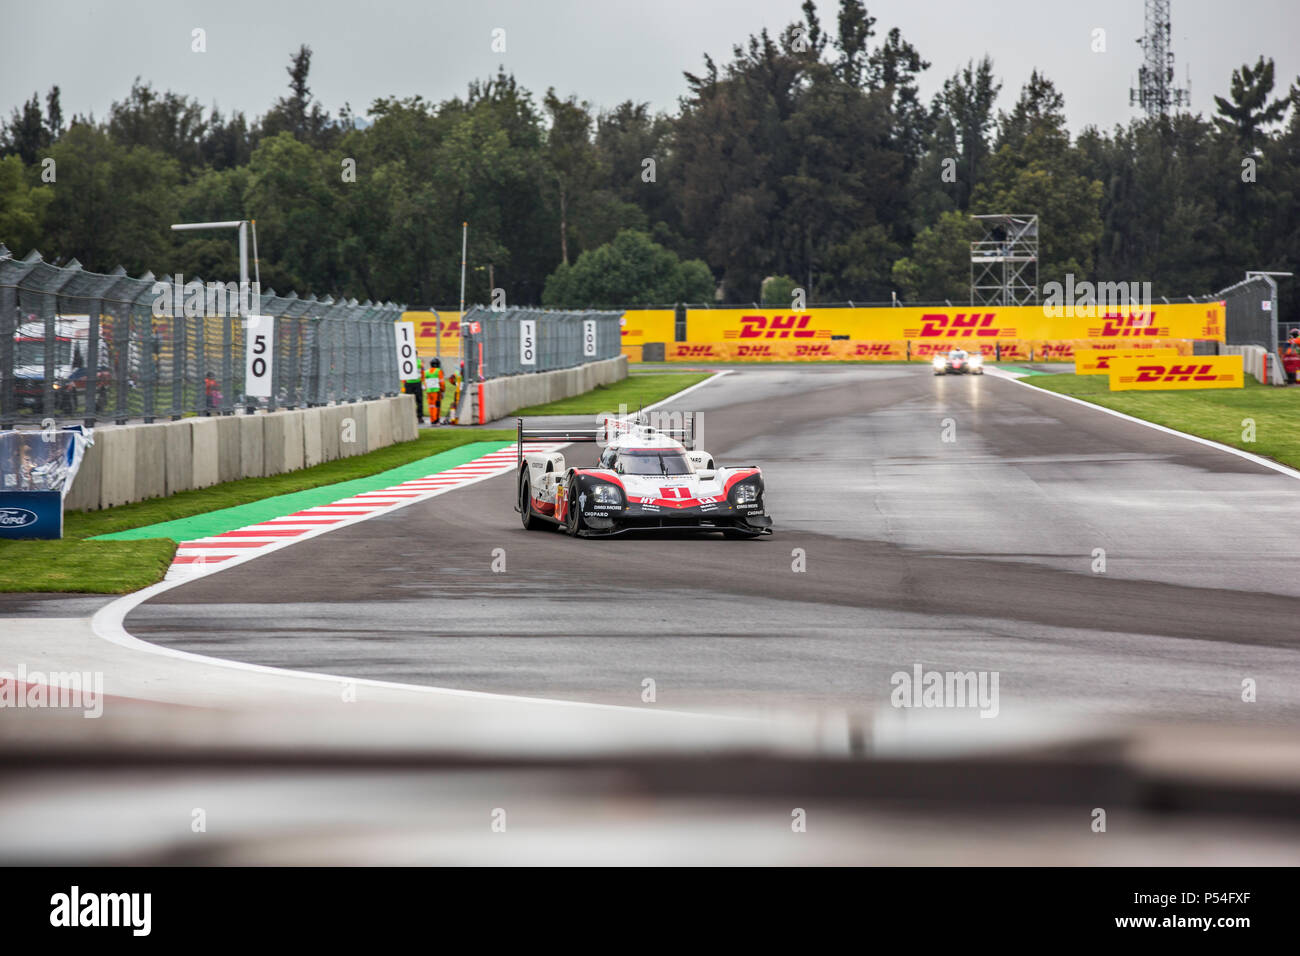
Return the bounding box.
[912,343,954,357]
[793,343,833,357]
[1108,353,1242,390]
[726,315,831,339]
[1200,308,1223,337]
[1129,363,1226,383]
[1039,343,1076,359]
[904,313,1013,338]
[852,343,900,357]
[735,344,777,357]
[417,321,461,338]
[675,345,722,357]
[1086,312,1169,337]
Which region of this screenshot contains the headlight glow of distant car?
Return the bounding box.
[590,483,622,504]
[932,356,946,368]
[733,483,759,504]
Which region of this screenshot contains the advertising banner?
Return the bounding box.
[0,427,93,538]
[687,302,1224,343]
[404,311,464,359]
[1107,354,1244,391]
[1074,347,1178,374]
[620,309,675,346]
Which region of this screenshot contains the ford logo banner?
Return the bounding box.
[0,507,38,528]
[0,491,63,539]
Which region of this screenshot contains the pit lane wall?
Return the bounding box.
[618,302,1222,362]
[473,355,628,423]
[64,395,419,512]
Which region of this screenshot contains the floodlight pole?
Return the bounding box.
[170,220,253,310]
[171,219,260,414]
[459,221,468,315]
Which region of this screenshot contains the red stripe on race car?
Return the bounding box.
[571,469,624,490]
[722,470,760,495]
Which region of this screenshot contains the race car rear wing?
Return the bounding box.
[516,420,601,472]
[516,412,699,471]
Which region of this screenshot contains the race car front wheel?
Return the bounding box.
[519,476,541,531]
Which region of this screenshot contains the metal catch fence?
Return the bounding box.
[0,246,405,426]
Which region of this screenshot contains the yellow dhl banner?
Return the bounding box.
[667,341,907,361]
[1107,354,1244,390]
[664,339,1193,363]
[620,309,675,345]
[1075,348,1178,374]
[403,311,464,358]
[687,302,1224,343]
[406,308,676,351]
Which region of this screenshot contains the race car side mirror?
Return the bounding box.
[696,469,715,481]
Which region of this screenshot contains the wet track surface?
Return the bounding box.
[128,367,1300,719]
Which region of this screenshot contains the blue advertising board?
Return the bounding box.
[0,491,63,539]
[0,427,92,539]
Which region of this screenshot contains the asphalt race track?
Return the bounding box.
[128,367,1300,720]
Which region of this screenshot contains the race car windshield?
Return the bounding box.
[617,450,693,476]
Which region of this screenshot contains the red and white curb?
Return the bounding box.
[165,443,563,581]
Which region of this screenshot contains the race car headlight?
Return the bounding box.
[590,483,622,505]
[969,353,983,366]
[732,482,760,504]
[932,356,945,368]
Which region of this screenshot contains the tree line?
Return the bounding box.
[1,0,1297,311]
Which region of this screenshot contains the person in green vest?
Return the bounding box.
[403,362,425,424]
[423,359,445,424]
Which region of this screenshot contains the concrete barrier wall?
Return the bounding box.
[67,396,418,512]
[1221,344,1276,384]
[477,355,628,422]
[190,418,220,490]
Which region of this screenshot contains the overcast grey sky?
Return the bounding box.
[2,0,1297,135]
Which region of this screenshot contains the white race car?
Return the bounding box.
[515,417,772,538]
[933,348,984,375]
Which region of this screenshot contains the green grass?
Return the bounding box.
[1027,373,1300,470]
[0,539,178,594]
[510,372,713,416]
[0,428,514,594]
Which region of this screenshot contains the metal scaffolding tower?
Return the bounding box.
[1130,0,1190,118]
[970,214,1038,307]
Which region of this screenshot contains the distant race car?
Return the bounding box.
[933,348,984,375]
[515,416,772,538]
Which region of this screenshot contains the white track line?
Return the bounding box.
[640,370,731,412]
